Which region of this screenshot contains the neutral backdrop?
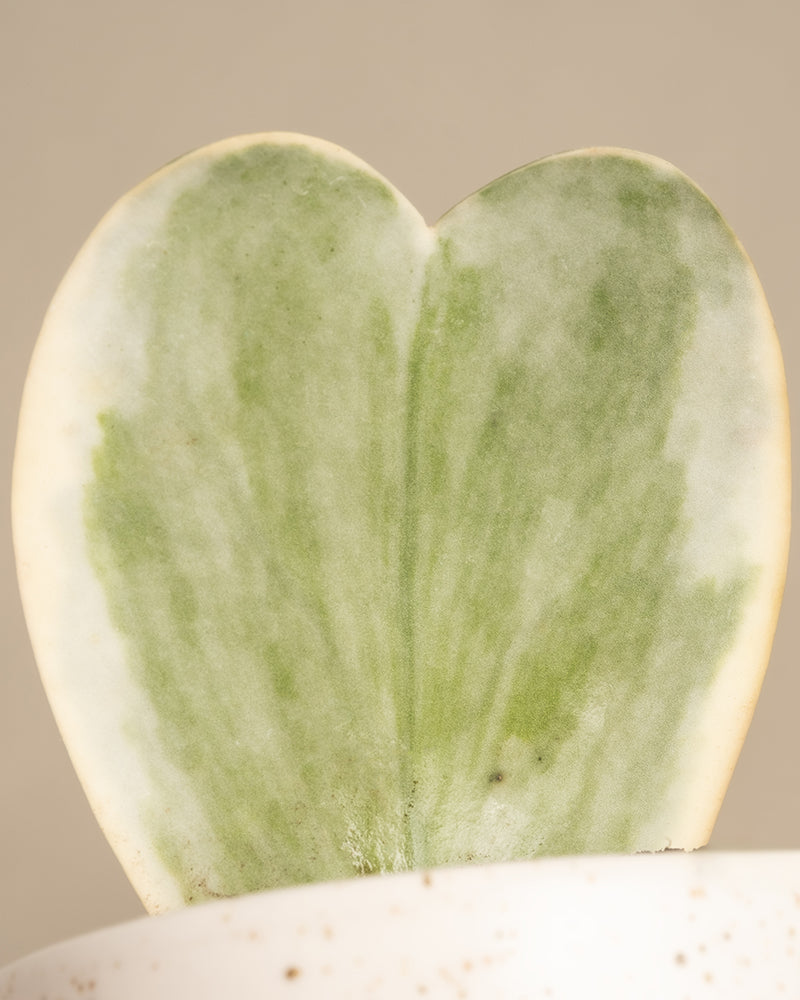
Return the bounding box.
[1,0,797,967]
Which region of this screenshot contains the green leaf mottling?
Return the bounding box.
[85,144,759,902]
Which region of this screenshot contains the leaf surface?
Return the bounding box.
[13,135,789,911]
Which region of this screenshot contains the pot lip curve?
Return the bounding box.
[4,849,800,976]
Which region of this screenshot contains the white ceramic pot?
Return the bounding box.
[2,852,799,998]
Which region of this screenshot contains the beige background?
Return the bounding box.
[1,0,797,967]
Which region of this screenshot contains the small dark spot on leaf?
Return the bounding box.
[489,771,504,783]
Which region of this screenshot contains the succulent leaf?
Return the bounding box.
[13,135,789,911]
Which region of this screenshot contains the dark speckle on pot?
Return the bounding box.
[69,975,97,993]
[284,966,301,980]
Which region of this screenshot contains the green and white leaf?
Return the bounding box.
[13,135,789,912]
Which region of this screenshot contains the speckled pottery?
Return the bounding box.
[3,852,800,998]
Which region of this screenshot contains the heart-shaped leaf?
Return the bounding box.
[13,135,789,912]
